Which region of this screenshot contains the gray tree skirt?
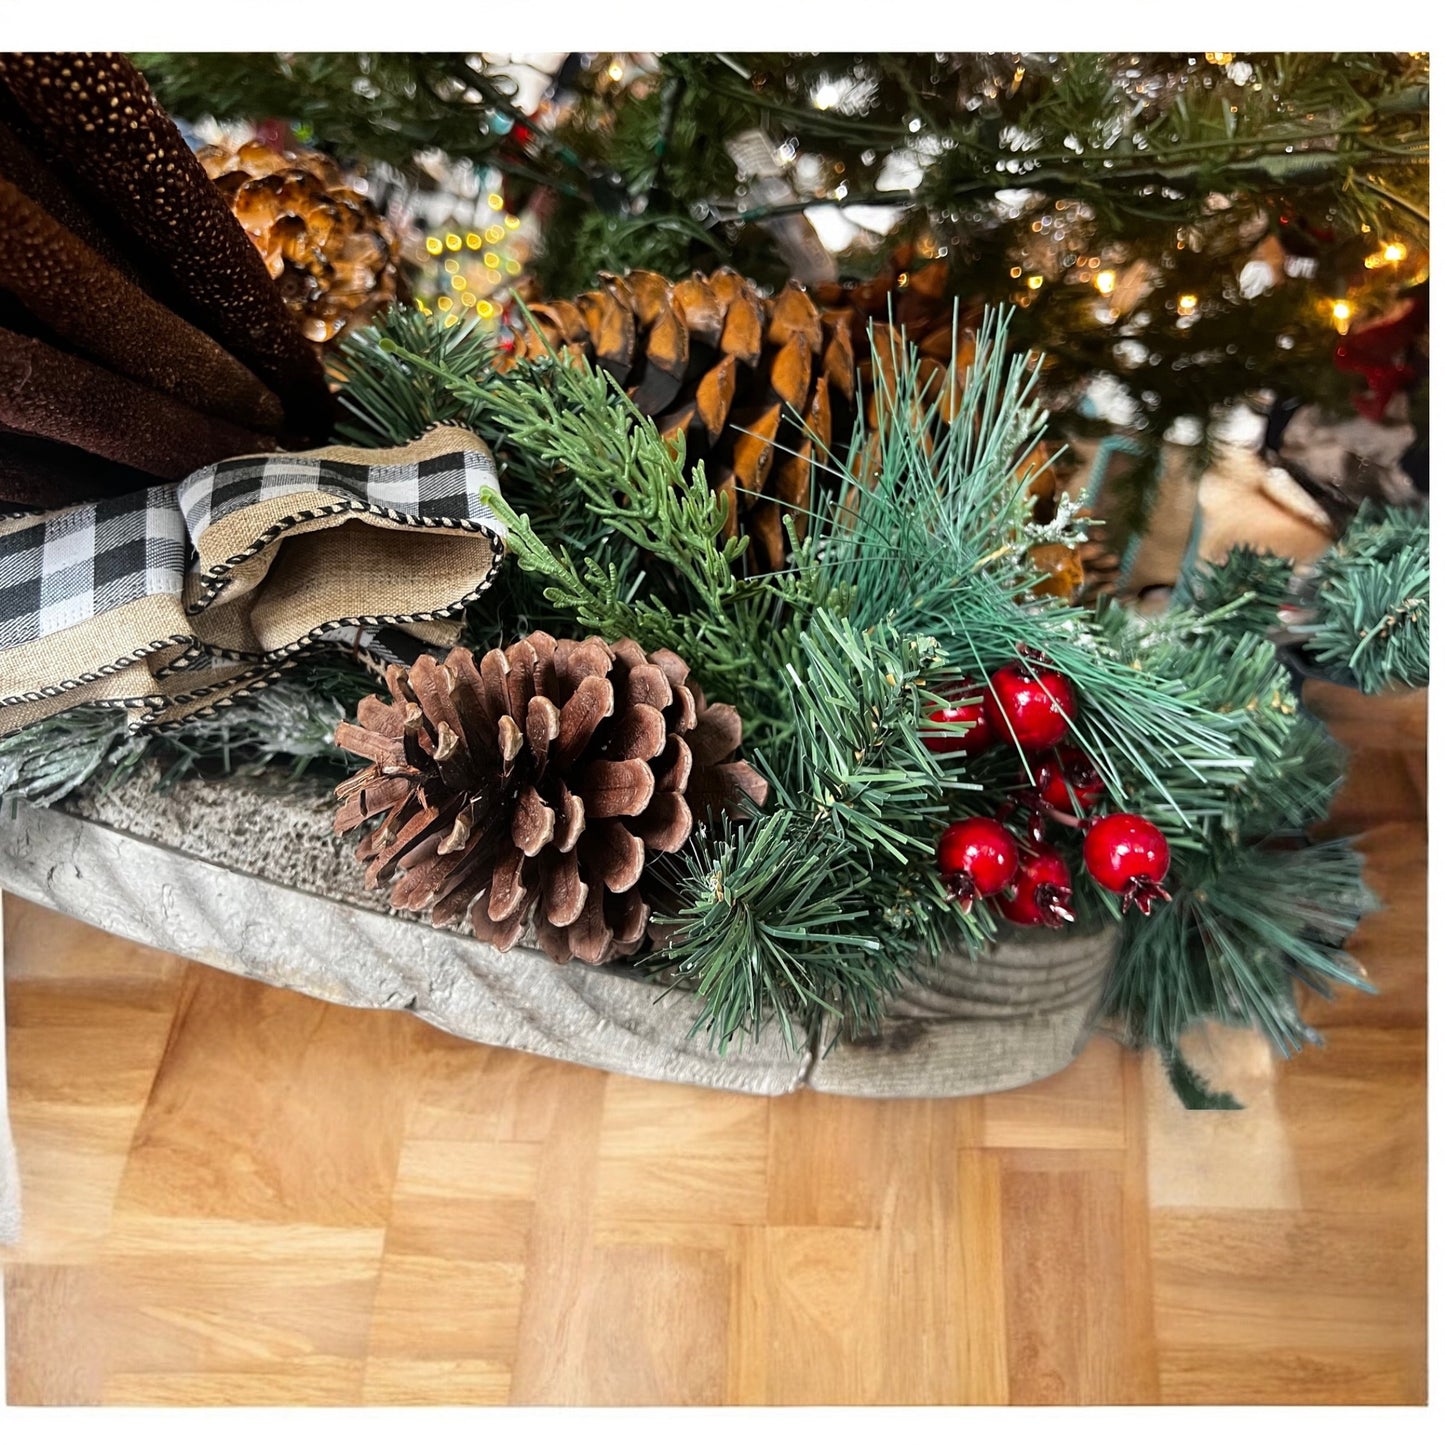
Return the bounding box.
[0,764,1117,1098]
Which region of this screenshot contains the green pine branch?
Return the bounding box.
[312,305,1380,1079]
[1179,546,1297,641]
[0,659,375,808]
[1296,504,1430,692]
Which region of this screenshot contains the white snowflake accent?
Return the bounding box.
[1020,491,1097,549]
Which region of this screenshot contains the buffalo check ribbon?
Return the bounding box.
[0,425,507,734]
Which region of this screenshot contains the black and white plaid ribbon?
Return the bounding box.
[0,487,187,652]
[178,446,499,540]
[0,427,508,732]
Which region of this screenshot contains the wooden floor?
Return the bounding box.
[1,461,1429,1406]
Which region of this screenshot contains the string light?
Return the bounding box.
[443,258,460,274]
[483,252,500,268]
[1177,293,1198,315]
[425,236,443,256]
[486,193,504,212]
[444,233,462,251]
[1331,299,1353,333]
[484,224,505,244]
[1366,240,1410,270]
[1009,266,1022,278]
[504,215,521,230]
[812,80,842,110]
[465,233,482,250]
[1204,52,1235,65]
[450,274,466,291]
[607,59,625,83]
[1095,269,1116,296]
[1027,275,1043,290]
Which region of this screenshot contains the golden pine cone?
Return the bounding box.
[199,139,401,347]
[333,634,768,966]
[512,267,859,573]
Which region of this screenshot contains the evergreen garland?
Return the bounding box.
[137,50,1429,540]
[0,659,373,807]
[3,303,1386,1103]
[331,306,1374,1086]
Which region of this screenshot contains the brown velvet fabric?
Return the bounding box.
[0,177,285,433]
[0,327,274,482]
[0,51,336,508]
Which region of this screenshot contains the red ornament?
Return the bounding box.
[984,662,1077,751]
[1083,813,1172,915]
[923,678,997,756]
[1334,293,1428,420]
[937,818,1020,913]
[1031,746,1105,814]
[997,844,1075,928]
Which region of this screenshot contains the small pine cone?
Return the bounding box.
[333,634,768,965]
[199,139,401,347]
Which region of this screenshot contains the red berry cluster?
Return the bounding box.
[928,655,1173,926]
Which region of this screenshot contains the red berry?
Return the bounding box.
[923,678,997,756]
[997,844,1076,928]
[984,662,1076,751]
[1083,813,1172,915]
[937,818,1020,913]
[1031,746,1105,814]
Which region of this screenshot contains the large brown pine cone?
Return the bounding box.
[511,267,857,573]
[333,634,767,965]
[199,139,401,347]
[512,261,1106,598]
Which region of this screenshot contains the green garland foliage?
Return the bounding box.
[136,53,533,186]
[0,707,144,807]
[1178,546,1296,641]
[1300,504,1430,692]
[0,658,374,808]
[1094,596,1374,1098]
[331,304,1370,1083]
[3,300,1381,1103]
[1179,508,1430,693]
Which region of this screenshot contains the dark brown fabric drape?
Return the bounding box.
[0,52,334,510]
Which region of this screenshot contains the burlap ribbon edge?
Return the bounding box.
[187,497,507,616]
[1,632,197,709]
